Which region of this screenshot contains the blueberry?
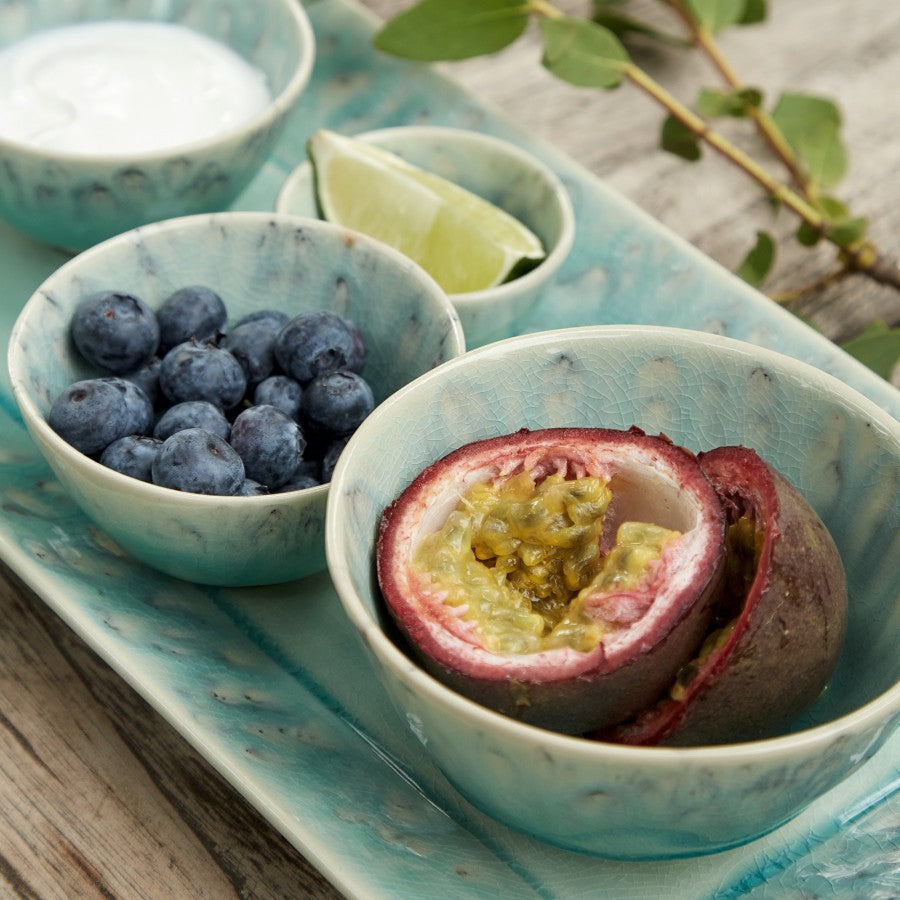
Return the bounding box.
[159,340,247,409]
[302,370,374,436]
[253,375,303,421]
[101,376,154,435]
[229,404,305,489]
[152,428,245,495]
[234,309,290,332]
[342,316,367,374]
[71,290,159,374]
[278,474,319,492]
[274,310,355,383]
[156,285,227,353]
[290,457,321,481]
[320,436,350,483]
[100,435,162,482]
[49,377,149,456]
[153,400,230,442]
[223,320,277,388]
[278,457,321,491]
[122,356,162,407]
[237,478,269,496]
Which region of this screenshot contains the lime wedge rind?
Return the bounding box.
[307,129,546,295]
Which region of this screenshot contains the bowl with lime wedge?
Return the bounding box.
[277,125,575,348]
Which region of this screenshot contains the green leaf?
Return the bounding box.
[660,115,702,160]
[825,215,868,248]
[840,321,900,381]
[373,0,529,61]
[797,197,865,249]
[771,92,847,191]
[795,220,821,247]
[539,17,630,89]
[738,0,768,24]
[816,194,850,220]
[796,194,868,247]
[696,85,763,117]
[737,230,776,286]
[685,0,749,32]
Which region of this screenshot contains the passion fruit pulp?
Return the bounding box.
[376,427,727,735]
[599,445,848,746]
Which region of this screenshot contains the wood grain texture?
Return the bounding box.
[1,1,897,898]
[0,562,341,900]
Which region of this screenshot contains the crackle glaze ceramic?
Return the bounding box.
[0,0,315,250]
[276,125,576,348]
[326,325,900,859]
[1,0,899,895]
[8,211,464,585]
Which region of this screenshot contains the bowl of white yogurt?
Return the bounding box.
[0,0,315,251]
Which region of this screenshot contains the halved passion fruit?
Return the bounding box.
[376,427,727,734]
[598,445,848,746]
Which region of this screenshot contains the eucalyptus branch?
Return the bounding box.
[567,3,900,291]
[529,0,563,17]
[664,0,808,193]
[618,62,896,285]
[622,64,817,222]
[656,0,900,294]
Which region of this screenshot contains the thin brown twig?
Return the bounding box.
[532,2,900,291]
[769,266,854,304]
[665,0,810,193]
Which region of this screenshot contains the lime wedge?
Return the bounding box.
[306,129,546,294]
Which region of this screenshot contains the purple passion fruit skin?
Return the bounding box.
[598,445,848,746]
[376,427,727,735]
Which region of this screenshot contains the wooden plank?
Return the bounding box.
[0,562,340,899]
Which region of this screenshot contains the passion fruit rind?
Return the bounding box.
[376,427,727,735]
[600,445,848,746]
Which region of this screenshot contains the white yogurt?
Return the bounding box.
[0,20,272,156]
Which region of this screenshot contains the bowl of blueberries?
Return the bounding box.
[8,210,464,585]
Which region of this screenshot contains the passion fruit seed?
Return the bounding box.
[666,515,759,702]
[377,427,726,735]
[415,471,679,654]
[379,428,848,744]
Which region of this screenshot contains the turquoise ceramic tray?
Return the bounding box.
[1,1,897,896]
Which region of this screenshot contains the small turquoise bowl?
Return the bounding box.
[8,211,464,586]
[0,0,315,251]
[326,325,899,858]
[277,125,576,349]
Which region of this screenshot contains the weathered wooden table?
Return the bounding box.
[1,1,897,896]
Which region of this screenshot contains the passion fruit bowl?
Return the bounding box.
[276,125,576,349]
[325,325,900,859]
[0,0,315,251]
[8,211,464,587]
